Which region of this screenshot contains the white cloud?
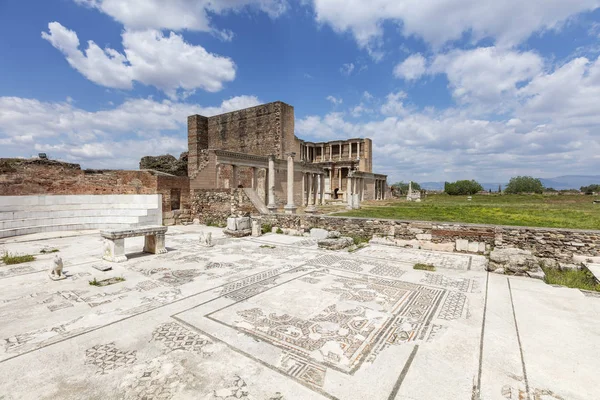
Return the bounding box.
[326,95,343,105]
[0,95,261,168]
[312,0,600,51]
[380,91,408,116]
[340,63,355,76]
[393,53,427,80]
[431,47,543,112]
[74,0,287,34]
[394,53,427,81]
[296,72,600,182]
[42,22,236,99]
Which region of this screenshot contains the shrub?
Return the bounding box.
[444,180,483,195]
[261,223,273,234]
[504,176,544,194]
[276,227,284,234]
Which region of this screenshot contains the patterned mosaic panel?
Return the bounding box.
[368,263,406,278]
[280,352,327,388]
[438,292,467,320]
[211,273,445,375]
[421,273,473,292]
[220,269,281,296]
[84,342,137,375]
[151,322,212,356]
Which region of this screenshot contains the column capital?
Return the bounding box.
[267,154,276,161]
[285,152,296,159]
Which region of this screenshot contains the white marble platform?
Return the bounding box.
[0,226,598,399]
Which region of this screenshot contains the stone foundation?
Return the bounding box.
[255,214,600,262]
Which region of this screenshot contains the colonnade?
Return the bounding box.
[216,152,324,215]
[374,179,386,200]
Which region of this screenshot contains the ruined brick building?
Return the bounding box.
[187,101,388,213]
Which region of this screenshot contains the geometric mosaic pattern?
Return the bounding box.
[420,273,473,292]
[123,363,181,400]
[84,342,137,375]
[151,322,212,356]
[438,292,467,320]
[280,351,327,388]
[223,277,279,301]
[368,263,406,278]
[220,269,281,296]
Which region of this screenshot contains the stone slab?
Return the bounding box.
[309,228,329,240]
[92,264,112,272]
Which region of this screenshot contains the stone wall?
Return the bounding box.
[0,158,191,225]
[0,159,158,195]
[191,188,260,226]
[255,214,600,261]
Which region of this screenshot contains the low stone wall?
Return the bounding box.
[191,189,259,226]
[255,214,600,261]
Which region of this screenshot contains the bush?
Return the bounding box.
[504,176,544,194]
[261,223,272,234]
[444,180,483,195]
[581,184,600,195]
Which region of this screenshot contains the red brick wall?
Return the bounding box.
[0,159,159,195]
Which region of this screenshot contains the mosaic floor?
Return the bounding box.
[0,226,598,399]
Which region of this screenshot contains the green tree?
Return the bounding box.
[504,176,544,194]
[444,180,483,195]
[580,184,600,194]
[391,181,421,195]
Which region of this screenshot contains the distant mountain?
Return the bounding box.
[538,175,600,191]
[420,182,506,191]
[418,175,600,192]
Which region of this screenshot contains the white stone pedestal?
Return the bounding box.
[103,238,128,263]
[144,233,167,254]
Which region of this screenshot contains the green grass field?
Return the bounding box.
[335,194,600,230]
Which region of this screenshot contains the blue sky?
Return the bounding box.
[1,0,600,183]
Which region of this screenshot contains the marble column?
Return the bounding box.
[357,142,361,159]
[216,164,221,188]
[307,172,315,206]
[347,175,353,207]
[284,153,297,214]
[338,167,342,193]
[251,167,257,190]
[232,165,239,189]
[319,174,325,205]
[302,173,307,206]
[267,155,277,213]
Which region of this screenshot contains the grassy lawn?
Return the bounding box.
[334,194,600,230]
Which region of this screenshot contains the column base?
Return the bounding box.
[267,204,278,213]
[305,205,317,214]
[284,204,297,214]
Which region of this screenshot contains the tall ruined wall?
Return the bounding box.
[187,102,295,165]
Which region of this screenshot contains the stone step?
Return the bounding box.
[0,222,150,239]
[0,208,150,220]
[0,215,157,230]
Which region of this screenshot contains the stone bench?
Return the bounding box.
[101,225,167,262]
